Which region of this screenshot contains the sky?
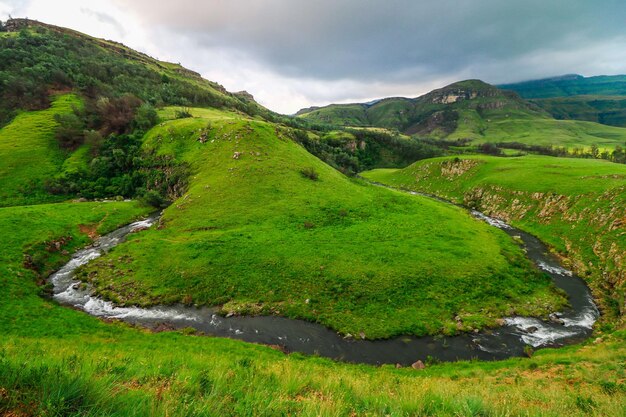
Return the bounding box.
[2,0,626,114]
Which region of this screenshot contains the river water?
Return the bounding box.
[50,204,598,365]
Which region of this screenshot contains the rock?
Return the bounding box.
[359,331,366,340]
[395,363,402,369]
[594,337,603,344]
[411,360,425,370]
[233,152,241,159]
[495,318,506,326]
[525,326,539,334]
[549,313,564,325]
[343,333,353,340]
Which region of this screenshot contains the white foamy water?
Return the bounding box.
[536,261,573,276]
[471,210,512,229]
[49,215,199,323]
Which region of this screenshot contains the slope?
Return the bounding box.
[0,93,83,206]
[0,18,271,127]
[298,80,626,149]
[499,74,626,99]
[77,109,565,339]
[363,155,626,323]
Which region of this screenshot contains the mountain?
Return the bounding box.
[498,74,626,98]
[499,74,626,127]
[297,80,538,133]
[298,79,626,148]
[0,18,271,126]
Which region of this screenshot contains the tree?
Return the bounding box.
[590,143,600,159]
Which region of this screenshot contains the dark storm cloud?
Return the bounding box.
[115,0,626,83]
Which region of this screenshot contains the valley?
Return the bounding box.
[0,18,624,417]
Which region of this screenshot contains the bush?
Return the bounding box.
[300,167,319,181]
[140,190,168,209]
[175,107,193,119]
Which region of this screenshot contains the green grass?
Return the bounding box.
[76,111,566,339]
[0,94,81,206]
[447,109,626,150]
[0,199,624,416]
[363,155,626,323]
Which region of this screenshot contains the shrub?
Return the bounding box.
[175,107,193,119]
[140,190,168,209]
[300,167,319,181]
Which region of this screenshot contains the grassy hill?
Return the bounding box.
[75,109,563,339]
[499,74,626,99]
[0,18,269,127]
[298,80,626,149]
[0,94,84,206]
[363,155,626,323]
[530,95,626,128]
[499,75,626,128]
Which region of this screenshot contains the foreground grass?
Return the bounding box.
[363,155,626,324]
[0,201,624,416]
[78,111,565,339]
[0,94,81,207]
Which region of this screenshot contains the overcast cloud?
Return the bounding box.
[1,0,625,113]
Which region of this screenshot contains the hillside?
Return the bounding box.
[298,80,626,149]
[499,74,626,99]
[75,108,563,339]
[0,18,269,126]
[363,155,626,323]
[499,75,626,127]
[530,95,626,127]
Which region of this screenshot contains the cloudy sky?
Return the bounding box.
[2,0,626,114]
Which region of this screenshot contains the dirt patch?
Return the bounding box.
[78,224,99,239]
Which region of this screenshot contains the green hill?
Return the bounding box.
[499,75,626,128]
[0,18,269,127]
[499,74,626,99]
[363,155,626,322]
[0,94,84,206]
[298,80,626,149]
[76,109,562,339]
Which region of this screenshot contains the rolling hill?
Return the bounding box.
[298,80,626,149]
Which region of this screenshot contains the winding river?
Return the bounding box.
[50,196,599,366]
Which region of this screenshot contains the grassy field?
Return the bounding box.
[363,155,626,324]
[0,94,81,206]
[74,110,567,339]
[447,109,626,150]
[0,200,625,416]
